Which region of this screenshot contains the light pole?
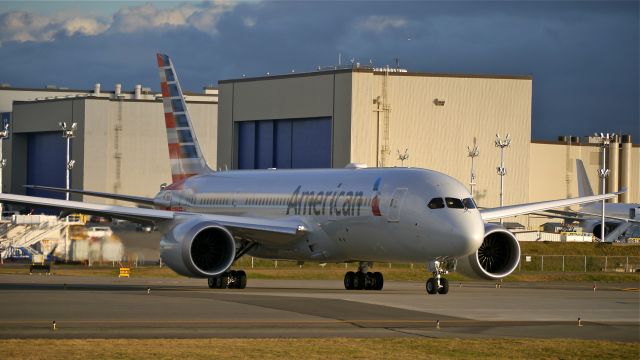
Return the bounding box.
[467,137,479,197]
[495,133,511,224]
[0,122,9,220]
[596,133,612,242]
[59,122,77,263]
[397,148,409,167]
[59,122,77,201]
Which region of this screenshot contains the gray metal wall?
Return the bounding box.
[5,97,217,205]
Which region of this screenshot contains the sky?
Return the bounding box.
[0,0,638,140]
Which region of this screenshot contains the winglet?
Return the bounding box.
[156,53,211,183]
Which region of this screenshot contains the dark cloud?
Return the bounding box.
[0,1,637,140]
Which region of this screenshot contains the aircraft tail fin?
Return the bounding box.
[576,159,594,197]
[156,53,211,183]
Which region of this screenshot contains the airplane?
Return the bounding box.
[538,160,639,242]
[0,54,622,294]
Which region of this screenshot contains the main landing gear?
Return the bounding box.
[208,270,247,289]
[425,260,449,295]
[344,262,383,290]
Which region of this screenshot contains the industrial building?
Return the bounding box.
[1,67,638,228]
[0,84,218,203]
[217,67,638,217]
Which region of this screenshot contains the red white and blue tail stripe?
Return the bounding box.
[156,53,210,183]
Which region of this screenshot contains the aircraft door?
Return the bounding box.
[387,188,408,222]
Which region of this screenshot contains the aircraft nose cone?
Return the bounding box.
[450,212,485,256]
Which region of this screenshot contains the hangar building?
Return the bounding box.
[1,68,638,226]
[218,67,535,209]
[1,85,217,203]
[217,67,638,225]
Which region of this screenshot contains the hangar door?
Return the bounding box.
[238,117,331,169]
[26,132,66,199]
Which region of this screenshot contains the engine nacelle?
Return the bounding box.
[581,219,619,240]
[456,223,521,280]
[160,219,236,278]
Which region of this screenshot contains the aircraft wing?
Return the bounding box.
[480,192,623,221]
[537,209,640,224]
[0,193,306,245]
[23,185,156,206]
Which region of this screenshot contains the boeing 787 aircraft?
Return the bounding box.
[0,54,621,294]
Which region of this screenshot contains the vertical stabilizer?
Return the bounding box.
[156,53,210,183]
[576,159,594,197]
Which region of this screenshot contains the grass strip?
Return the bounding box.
[0,338,637,360]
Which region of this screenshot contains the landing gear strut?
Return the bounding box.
[425,261,449,295]
[344,262,383,291]
[208,270,247,289]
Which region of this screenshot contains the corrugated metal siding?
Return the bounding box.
[83,99,217,203]
[351,72,532,209]
[529,142,639,204]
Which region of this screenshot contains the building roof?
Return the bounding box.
[219,67,532,84]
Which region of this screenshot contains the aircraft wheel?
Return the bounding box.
[344,271,355,290]
[437,278,449,294]
[236,270,247,289]
[374,272,384,290]
[353,272,366,290]
[364,272,375,290]
[426,278,438,294]
[228,270,238,289]
[216,274,229,289]
[207,277,217,289]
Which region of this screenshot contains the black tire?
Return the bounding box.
[374,272,384,290]
[216,274,228,289]
[228,270,237,289]
[353,272,366,290]
[207,277,217,289]
[237,270,247,289]
[344,271,355,290]
[426,277,438,294]
[437,278,449,294]
[364,272,374,290]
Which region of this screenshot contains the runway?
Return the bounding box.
[0,274,637,341]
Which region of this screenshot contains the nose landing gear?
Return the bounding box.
[344,262,383,290]
[425,261,449,295]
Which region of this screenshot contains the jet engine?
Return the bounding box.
[456,223,521,280]
[581,219,620,240]
[160,218,236,278]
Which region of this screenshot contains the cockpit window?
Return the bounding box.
[445,197,465,209]
[427,197,445,209]
[462,198,476,209]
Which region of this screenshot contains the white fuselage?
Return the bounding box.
[154,167,485,263]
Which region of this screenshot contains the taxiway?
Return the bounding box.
[0,274,637,341]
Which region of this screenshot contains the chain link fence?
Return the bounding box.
[518,255,640,272]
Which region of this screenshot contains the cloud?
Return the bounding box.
[0,1,636,140]
[0,1,236,45]
[355,15,407,33]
